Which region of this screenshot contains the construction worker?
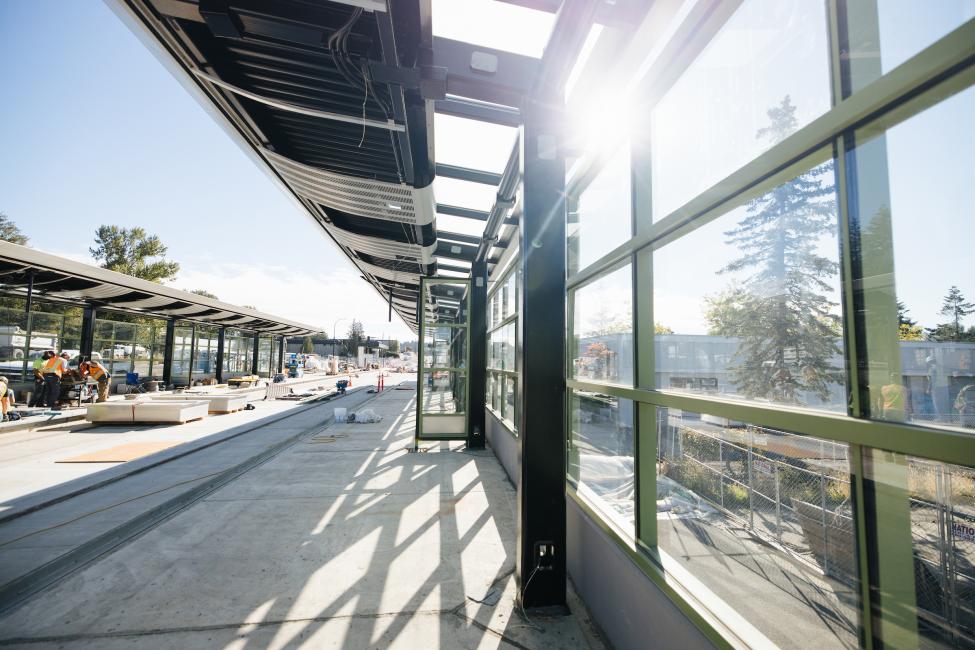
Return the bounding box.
[41,351,69,410]
[29,350,52,407]
[0,375,14,421]
[81,359,112,403]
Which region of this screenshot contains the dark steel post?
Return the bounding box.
[468,260,487,449]
[516,98,567,610]
[162,319,176,385]
[79,306,96,361]
[277,335,286,373]
[215,327,226,383]
[24,270,34,315]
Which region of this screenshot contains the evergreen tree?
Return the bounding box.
[301,336,314,354]
[190,289,219,300]
[938,286,974,339]
[897,300,916,327]
[345,319,365,357]
[706,96,841,403]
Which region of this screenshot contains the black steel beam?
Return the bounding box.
[435,241,478,262]
[162,318,176,386]
[436,204,490,221]
[436,262,471,274]
[278,336,286,373]
[435,163,502,185]
[434,97,521,127]
[468,260,487,449]
[517,99,567,610]
[215,327,226,383]
[431,36,539,107]
[79,306,96,362]
[438,231,481,246]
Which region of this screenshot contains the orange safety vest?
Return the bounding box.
[89,362,108,380]
[43,356,66,377]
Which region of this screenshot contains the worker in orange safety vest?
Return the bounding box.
[41,351,69,410]
[81,359,112,403]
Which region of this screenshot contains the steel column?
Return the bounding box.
[215,327,226,383]
[516,99,567,610]
[277,336,286,373]
[467,260,487,449]
[79,306,96,362]
[162,318,176,386]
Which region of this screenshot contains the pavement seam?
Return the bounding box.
[0,398,339,525]
[0,608,455,645]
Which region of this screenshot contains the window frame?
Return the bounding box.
[562,3,975,648]
[486,250,521,435]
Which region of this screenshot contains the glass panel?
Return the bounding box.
[853,85,975,432]
[172,325,193,385]
[568,143,631,274]
[571,264,633,385]
[424,281,469,326]
[650,0,832,220]
[431,0,555,58]
[433,177,498,212]
[0,307,29,381]
[846,1,975,79]
[491,372,502,412]
[504,375,516,429]
[506,267,519,317]
[568,390,634,528]
[424,326,467,369]
[658,407,859,647]
[151,322,167,379]
[653,153,846,411]
[502,322,515,371]
[487,373,495,411]
[865,452,975,647]
[421,370,466,414]
[434,113,517,173]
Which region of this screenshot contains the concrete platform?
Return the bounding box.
[0,385,605,649]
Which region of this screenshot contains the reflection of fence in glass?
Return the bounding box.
[909,460,975,645]
[660,416,854,580]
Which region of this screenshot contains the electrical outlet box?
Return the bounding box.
[534,541,556,571]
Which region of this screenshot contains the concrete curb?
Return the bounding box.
[0,386,370,525]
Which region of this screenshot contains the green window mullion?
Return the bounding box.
[633,128,656,546]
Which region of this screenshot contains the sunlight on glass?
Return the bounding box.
[567,98,637,160]
[434,114,517,173]
[434,177,498,211]
[432,0,555,58]
[436,213,485,238]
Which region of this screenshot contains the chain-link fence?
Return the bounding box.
[661,416,856,580]
[660,415,975,647]
[909,459,975,646]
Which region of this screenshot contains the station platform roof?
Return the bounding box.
[109,0,558,331]
[0,242,320,336]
